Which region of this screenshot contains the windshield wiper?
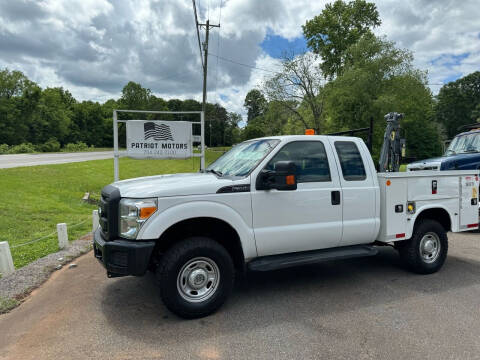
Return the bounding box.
[205,169,223,177]
[445,149,456,155]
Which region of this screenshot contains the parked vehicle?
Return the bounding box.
[94,135,479,318]
[407,128,480,171]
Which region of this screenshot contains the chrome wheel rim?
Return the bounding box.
[419,232,441,264]
[177,257,220,303]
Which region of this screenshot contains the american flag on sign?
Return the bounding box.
[144,122,174,141]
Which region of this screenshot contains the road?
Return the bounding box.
[0,151,113,169]
[1,232,480,360]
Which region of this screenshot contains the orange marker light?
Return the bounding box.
[286,175,295,185]
[305,129,315,135]
[386,180,391,186]
[139,206,157,219]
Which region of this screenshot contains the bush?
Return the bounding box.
[37,138,61,152]
[8,143,36,154]
[64,141,89,152]
[0,144,9,154]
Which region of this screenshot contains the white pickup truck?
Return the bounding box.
[94,135,479,318]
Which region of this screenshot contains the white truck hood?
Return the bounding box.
[112,173,239,198]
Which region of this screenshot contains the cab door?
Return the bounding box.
[251,140,343,257]
[328,138,378,246]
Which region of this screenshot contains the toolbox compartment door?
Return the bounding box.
[377,176,407,242]
[459,175,479,230]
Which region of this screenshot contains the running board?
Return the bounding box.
[248,245,378,272]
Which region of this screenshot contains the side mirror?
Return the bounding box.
[273,161,297,190]
[256,161,297,191]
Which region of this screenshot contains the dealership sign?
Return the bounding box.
[126,120,192,159]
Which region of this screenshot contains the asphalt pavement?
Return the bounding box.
[1,232,479,360]
[0,151,113,168]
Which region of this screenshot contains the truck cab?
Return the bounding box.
[94,135,479,318]
[407,129,480,171]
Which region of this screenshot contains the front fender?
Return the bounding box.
[137,200,257,260]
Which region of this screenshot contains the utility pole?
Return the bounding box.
[193,1,219,147]
[199,20,219,147]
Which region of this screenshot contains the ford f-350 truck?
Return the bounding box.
[94,135,479,318]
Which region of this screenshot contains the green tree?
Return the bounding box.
[263,52,326,132]
[261,101,291,136]
[180,99,202,122]
[99,99,118,147]
[30,87,74,144]
[471,103,480,123]
[324,34,441,160]
[0,69,242,150]
[120,81,151,110]
[244,89,267,122]
[303,0,381,78]
[435,71,480,138]
[226,112,242,145]
[69,101,107,146]
[0,69,41,145]
[242,120,265,141]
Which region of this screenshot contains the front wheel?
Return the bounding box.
[398,219,448,274]
[156,237,234,318]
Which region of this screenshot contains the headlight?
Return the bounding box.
[119,198,157,239]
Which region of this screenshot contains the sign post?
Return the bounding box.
[112,110,205,182]
[113,110,119,182]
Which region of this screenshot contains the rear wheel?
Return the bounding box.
[156,237,234,318]
[398,219,448,274]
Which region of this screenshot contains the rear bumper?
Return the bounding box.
[93,228,155,277]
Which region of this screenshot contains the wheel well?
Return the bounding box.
[414,208,451,232]
[153,217,245,271]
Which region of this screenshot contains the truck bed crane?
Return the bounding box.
[378,112,405,172]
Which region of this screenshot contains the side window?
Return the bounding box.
[266,141,331,183]
[334,141,366,181]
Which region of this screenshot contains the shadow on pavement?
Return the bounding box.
[100,246,480,345]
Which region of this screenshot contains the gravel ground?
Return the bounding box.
[0,234,92,309]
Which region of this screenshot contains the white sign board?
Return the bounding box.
[126,120,192,159]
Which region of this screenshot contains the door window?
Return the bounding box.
[266,141,331,183]
[334,141,366,181]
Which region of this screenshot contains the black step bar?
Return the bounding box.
[248,245,378,272]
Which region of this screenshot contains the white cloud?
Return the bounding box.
[374,0,480,89]
[0,0,478,119]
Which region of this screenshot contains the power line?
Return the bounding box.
[214,0,222,106]
[209,53,281,74]
[192,0,204,69]
[210,52,450,87]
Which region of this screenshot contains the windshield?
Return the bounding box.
[206,139,280,177]
[445,132,480,155]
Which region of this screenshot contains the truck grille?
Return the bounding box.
[99,185,121,241]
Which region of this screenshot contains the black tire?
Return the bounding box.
[398,219,448,274]
[156,237,234,319]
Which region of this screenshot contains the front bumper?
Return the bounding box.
[93,228,155,277]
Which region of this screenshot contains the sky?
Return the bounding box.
[0,0,479,120]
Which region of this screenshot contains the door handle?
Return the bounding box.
[331,191,340,205]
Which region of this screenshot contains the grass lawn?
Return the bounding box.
[0,150,224,269]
